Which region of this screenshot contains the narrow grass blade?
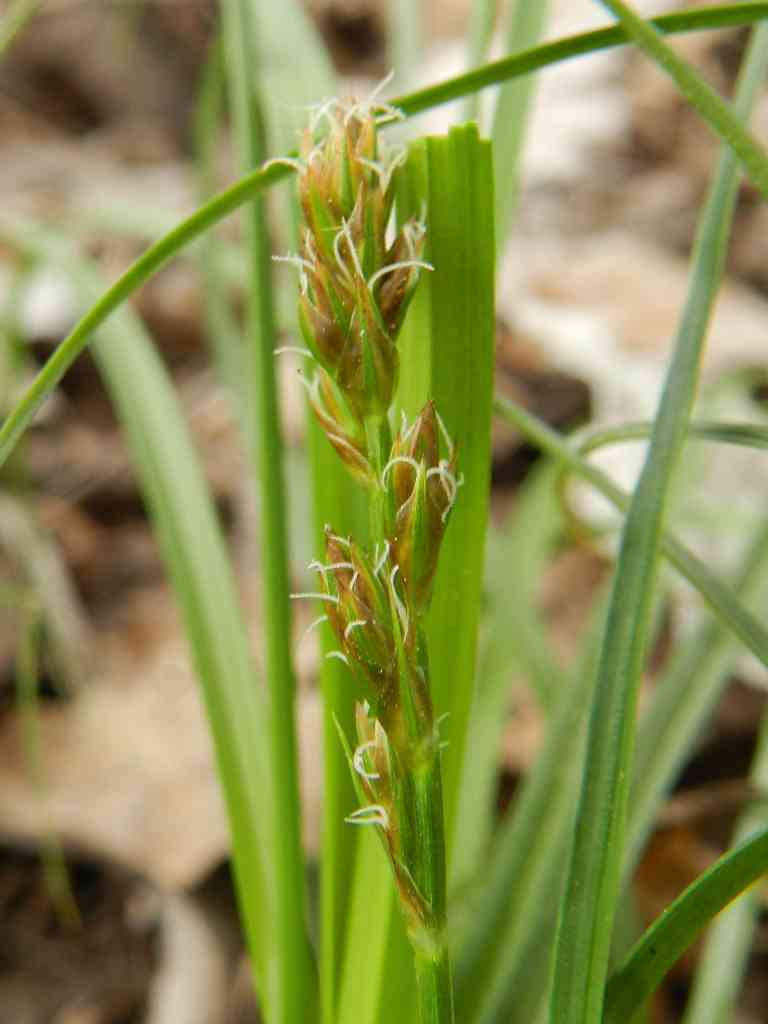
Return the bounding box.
[597,0,768,198]
[4,7,768,469]
[396,124,495,862]
[682,707,768,1023]
[547,25,768,1023]
[222,3,314,1019]
[604,826,768,1023]
[492,0,550,250]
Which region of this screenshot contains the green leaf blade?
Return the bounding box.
[604,827,768,1023]
[421,124,496,859]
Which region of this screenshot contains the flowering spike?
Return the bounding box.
[385,401,460,614]
[315,528,400,703]
[291,99,426,425]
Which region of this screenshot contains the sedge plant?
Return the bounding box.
[281,96,459,1022]
[3,4,768,1024]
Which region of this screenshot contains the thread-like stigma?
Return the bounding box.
[368,259,433,292]
[373,540,390,577]
[326,650,351,666]
[352,739,381,780]
[345,804,389,828]
[344,619,367,640]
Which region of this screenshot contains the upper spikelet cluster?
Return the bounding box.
[288,97,429,444]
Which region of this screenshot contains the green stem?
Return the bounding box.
[411,755,454,1024]
[414,944,454,1024]
[389,664,453,1024]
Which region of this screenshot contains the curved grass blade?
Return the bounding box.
[598,0,768,198]
[681,707,768,1023]
[547,26,768,1021]
[493,394,768,674]
[394,4,768,118]
[0,160,287,467]
[3,7,768,469]
[577,419,768,456]
[603,826,768,1023]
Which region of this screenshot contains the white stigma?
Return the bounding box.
[344,619,367,640]
[326,650,350,666]
[352,740,381,781]
[345,804,389,829]
[367,259,433,292]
